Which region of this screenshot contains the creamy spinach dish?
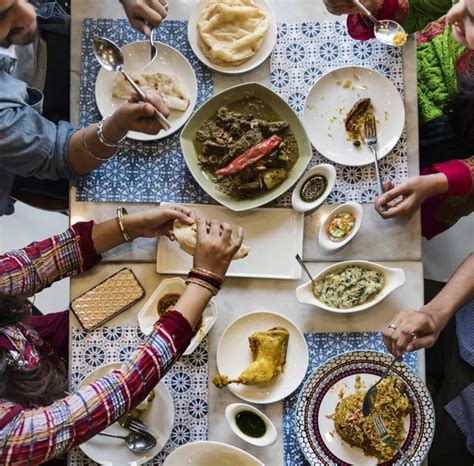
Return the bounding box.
[312,265,385,309]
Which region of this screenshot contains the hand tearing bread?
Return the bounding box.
[173,219,250,260]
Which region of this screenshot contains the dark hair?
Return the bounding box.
[420,67,474,165]
[0,294,67,407]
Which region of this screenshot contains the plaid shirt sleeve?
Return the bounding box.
[0,221,101,297]
[0,310,193,464]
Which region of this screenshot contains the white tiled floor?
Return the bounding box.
[0,202,472,313]
[0,202,70,314]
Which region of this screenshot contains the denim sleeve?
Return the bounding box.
[0,105,78,181]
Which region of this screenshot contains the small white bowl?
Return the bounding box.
[318,202,363,251]
[225,403,277,447]
[295,260,405,314]
[137,277,217,355]
[292,164,336,213]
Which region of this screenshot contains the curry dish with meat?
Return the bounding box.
[193,97,299,199]
[334,376,411,462]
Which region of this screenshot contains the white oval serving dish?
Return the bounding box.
[318,202,363,251]
[225,402,277,447]
[295,260,405,314]
[291,164,336,213]
[137,277,217,355]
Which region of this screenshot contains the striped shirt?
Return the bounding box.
[0,222,193,464]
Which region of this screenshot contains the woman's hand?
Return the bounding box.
[323,0,378,15]
[382,307,448,357]
[193,219,244,278]
[124,205,196,240]
[106,91,170,138]
[120,0,169,36]
[374,173,448,219]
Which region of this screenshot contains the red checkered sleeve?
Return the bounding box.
[0,311,193,464]
[0,221,101,297]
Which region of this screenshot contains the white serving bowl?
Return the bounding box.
[291,164,336,213]
[295,260,405,314]
[318,202,363,251]
[137,277,217,355]
[164,441,264,466]
[225,403,277,447]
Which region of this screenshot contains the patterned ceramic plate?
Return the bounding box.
[95,41,197,141]
[295,351,435,465]
[303,66,405,166]
[187,0,277,74]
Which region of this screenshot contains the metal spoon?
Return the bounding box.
[295,254,315,285]
[92,36,171,131]
[97,430,157,452]
[352,0,407,47]
[362,356,400,416]
[143,26,158,72]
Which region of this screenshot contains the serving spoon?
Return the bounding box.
[92,36,171,131]
[353,0,407,47]
[97,429,157,452]
[295,254,315,285]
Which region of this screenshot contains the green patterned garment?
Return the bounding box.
[402,0,465,122]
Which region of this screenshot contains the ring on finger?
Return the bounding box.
[387,323,397,331]
[410,332,417,340]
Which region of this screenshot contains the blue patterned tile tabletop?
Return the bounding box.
[68,326,208,465]
[270,22,408,204]
[76,19,213,204]
[283,332,418,466]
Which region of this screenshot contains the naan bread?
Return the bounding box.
[197,0,268,67]
[112,72,189,111]
[173,219,250,260]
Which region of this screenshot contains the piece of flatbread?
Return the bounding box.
[197,0,268,67]
[173,219,250,260]
[112,72,189,112]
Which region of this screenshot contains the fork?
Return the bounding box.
[142,26,158,72]
[362,356,400,417]
[119,415,155,436]
[364,116,387,210]
[373,412,414,466]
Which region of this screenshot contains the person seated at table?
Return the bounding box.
[0,204,244,464]
[382,253,474,465]
[0,0,169,215]
[323,0,474,239]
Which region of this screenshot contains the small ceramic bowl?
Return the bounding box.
[295,260,406,314]
[137,277,217,355]
[318,202,363,251]
[291,164,336,213]
[225,403,277,447]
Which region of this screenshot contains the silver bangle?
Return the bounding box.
[82,125,116,162]
[97,116,127,147]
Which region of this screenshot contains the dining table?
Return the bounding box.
[68,0,425,465]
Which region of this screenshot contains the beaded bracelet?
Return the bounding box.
[116,207,133,243]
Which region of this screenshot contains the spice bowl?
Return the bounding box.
[291,164,336,213]
[225,403,277,447]
[318,202,363,251]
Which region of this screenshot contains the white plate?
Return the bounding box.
[164,441,264,466]
[215,311,309,404]
[137,277,217,355]
[318,201,363,251]
[156,204,304,279]
[296,351,435,465]
[187,0,277,74]
[79,362,174,465]
[296,260,405,313]
[95,41,197,141]
[303,66,405,166]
